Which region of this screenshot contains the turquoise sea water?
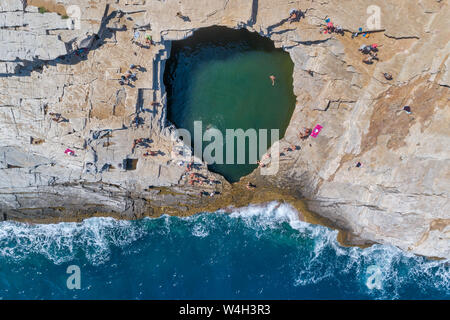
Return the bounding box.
[0,202,448,300]
[164,27,296,182]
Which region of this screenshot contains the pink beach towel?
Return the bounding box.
[310,125,323,138]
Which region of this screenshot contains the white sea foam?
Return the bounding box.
[0,202,448,298]
[192,224,209,238]
[224,201,449,298]
[0,217,146,266]
[228,201,312,231]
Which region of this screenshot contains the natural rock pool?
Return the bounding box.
[164,27,296,182]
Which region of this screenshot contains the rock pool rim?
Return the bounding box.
[163,26,296,183]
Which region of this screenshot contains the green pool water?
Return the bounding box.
[164,27,296,182]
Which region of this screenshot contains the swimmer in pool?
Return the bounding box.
[270,75,276,86]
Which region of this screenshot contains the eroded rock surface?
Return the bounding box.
[0,0,449,258]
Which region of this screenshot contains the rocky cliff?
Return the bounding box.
[0,0,449,259]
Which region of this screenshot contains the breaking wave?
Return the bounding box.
[0,202,448,299]
[0,217,147,266]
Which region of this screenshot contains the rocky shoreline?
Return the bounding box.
[0,0,449,258]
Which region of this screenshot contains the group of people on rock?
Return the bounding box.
[322,19,344,35]
[199,190,220,197]
[132,138,153,151]
[317,16,388,69]
[352,27,373,39]
[181,162,221,197]
[132,31,153,47]
[287,11,387,69]
[133,138,161,157]
[324,17,393,76]
[255,142,299,170]
[188,172,217,187]
[109,10,401,199]
[359,43,380,64]
[282,145,298,153]
[119,64,140,86]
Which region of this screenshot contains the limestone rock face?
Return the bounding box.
[0,0,104,73]
[0,0,25,12]
[0,0,449,258]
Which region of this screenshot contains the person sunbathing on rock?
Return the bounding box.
[50,113,66,123]
[403,106,412,114]
[283,146,292,153]
[256,160,266,168]
[246,182,256,190]
[288,10,298,23]
[121,75,130,85]
[176,12,191,22]
[284,145,297,152]
[335,26,344,35]
[143,150,158,157]
[383,72,393,80]
[299,127,312,140]
[132,138,145,150]
[363,56,374,64]
[369,52,379,61]
[359,45,371,54]
[323,22,334,34]
[370,43,379,52]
